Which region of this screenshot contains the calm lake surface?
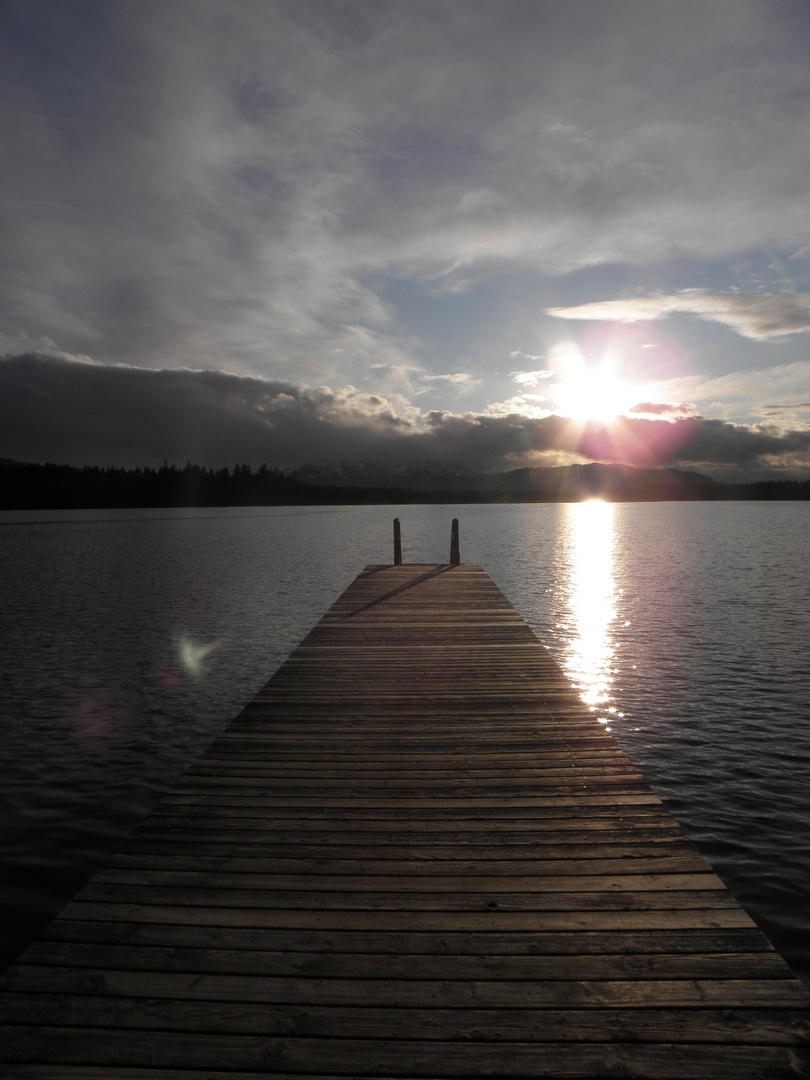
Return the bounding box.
[1,502,809,981]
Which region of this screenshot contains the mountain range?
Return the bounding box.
[293,461,724,500]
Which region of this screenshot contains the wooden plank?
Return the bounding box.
[49,901,760,930]
[112,840,706,859]
[2,562,809,1079]
[104,851,715,872]
[70,889,739,913]
[13,942,795,980]
[3,994,810,1043]
[1,1028,808,1079]
[138,794,667,808]
[36,921,774,955]
[5,966,810,1007]
[86,866,727,888]
[135,805,682,821]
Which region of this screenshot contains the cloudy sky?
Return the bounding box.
[2,0,810,479]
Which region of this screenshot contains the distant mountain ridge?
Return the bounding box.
[293,460,723,499]
[294,460,481,491]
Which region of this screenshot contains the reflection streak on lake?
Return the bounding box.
[565,500,617,715]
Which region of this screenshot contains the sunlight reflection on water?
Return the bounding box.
[561,500,618,725]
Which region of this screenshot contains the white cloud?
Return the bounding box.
[511,369,554,385]
[548,292,810,339]
[419,372,482,387]
[483,393,551,419]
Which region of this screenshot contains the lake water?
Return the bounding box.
[1,502,809,982]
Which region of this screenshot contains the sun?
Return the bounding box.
[554,365,635,422]
[549,342,635,423]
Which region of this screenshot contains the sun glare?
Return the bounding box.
[549,341,635,423]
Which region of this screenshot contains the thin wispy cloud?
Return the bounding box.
[510,350,546,363]
[628,402,701,418]
[419,373,482,387]
[549,293,810,340]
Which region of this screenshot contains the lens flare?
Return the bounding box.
[177,632,221,677]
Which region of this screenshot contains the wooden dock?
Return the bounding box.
[2,562,809,1078]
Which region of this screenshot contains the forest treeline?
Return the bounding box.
[0,459,471,509]
[2,458,810,509]
[0,460,335,509]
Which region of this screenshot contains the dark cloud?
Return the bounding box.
[3,353,809,479]
[0,353,419,469]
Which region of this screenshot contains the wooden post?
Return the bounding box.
[450,518,460,565]
[393,517,402,565]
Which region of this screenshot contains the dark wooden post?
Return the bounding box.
[393,517,402,565]
[450,518,460,565]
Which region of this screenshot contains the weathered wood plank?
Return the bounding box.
[105,851,715,873]
[50,901,760,929]
[1,1028,808,1079]
[3,996,808,1044]
[36,921,774,956]
[14,942,794,980]
[143,803,676,819]
[5,966,810,1007]
[86,867,727,889]
[71,888,738,913]
[141,793,666,809]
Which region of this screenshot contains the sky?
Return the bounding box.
[2,0,810,480]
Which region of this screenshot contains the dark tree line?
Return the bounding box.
[0,459,473,509]
[0,460,330,509]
